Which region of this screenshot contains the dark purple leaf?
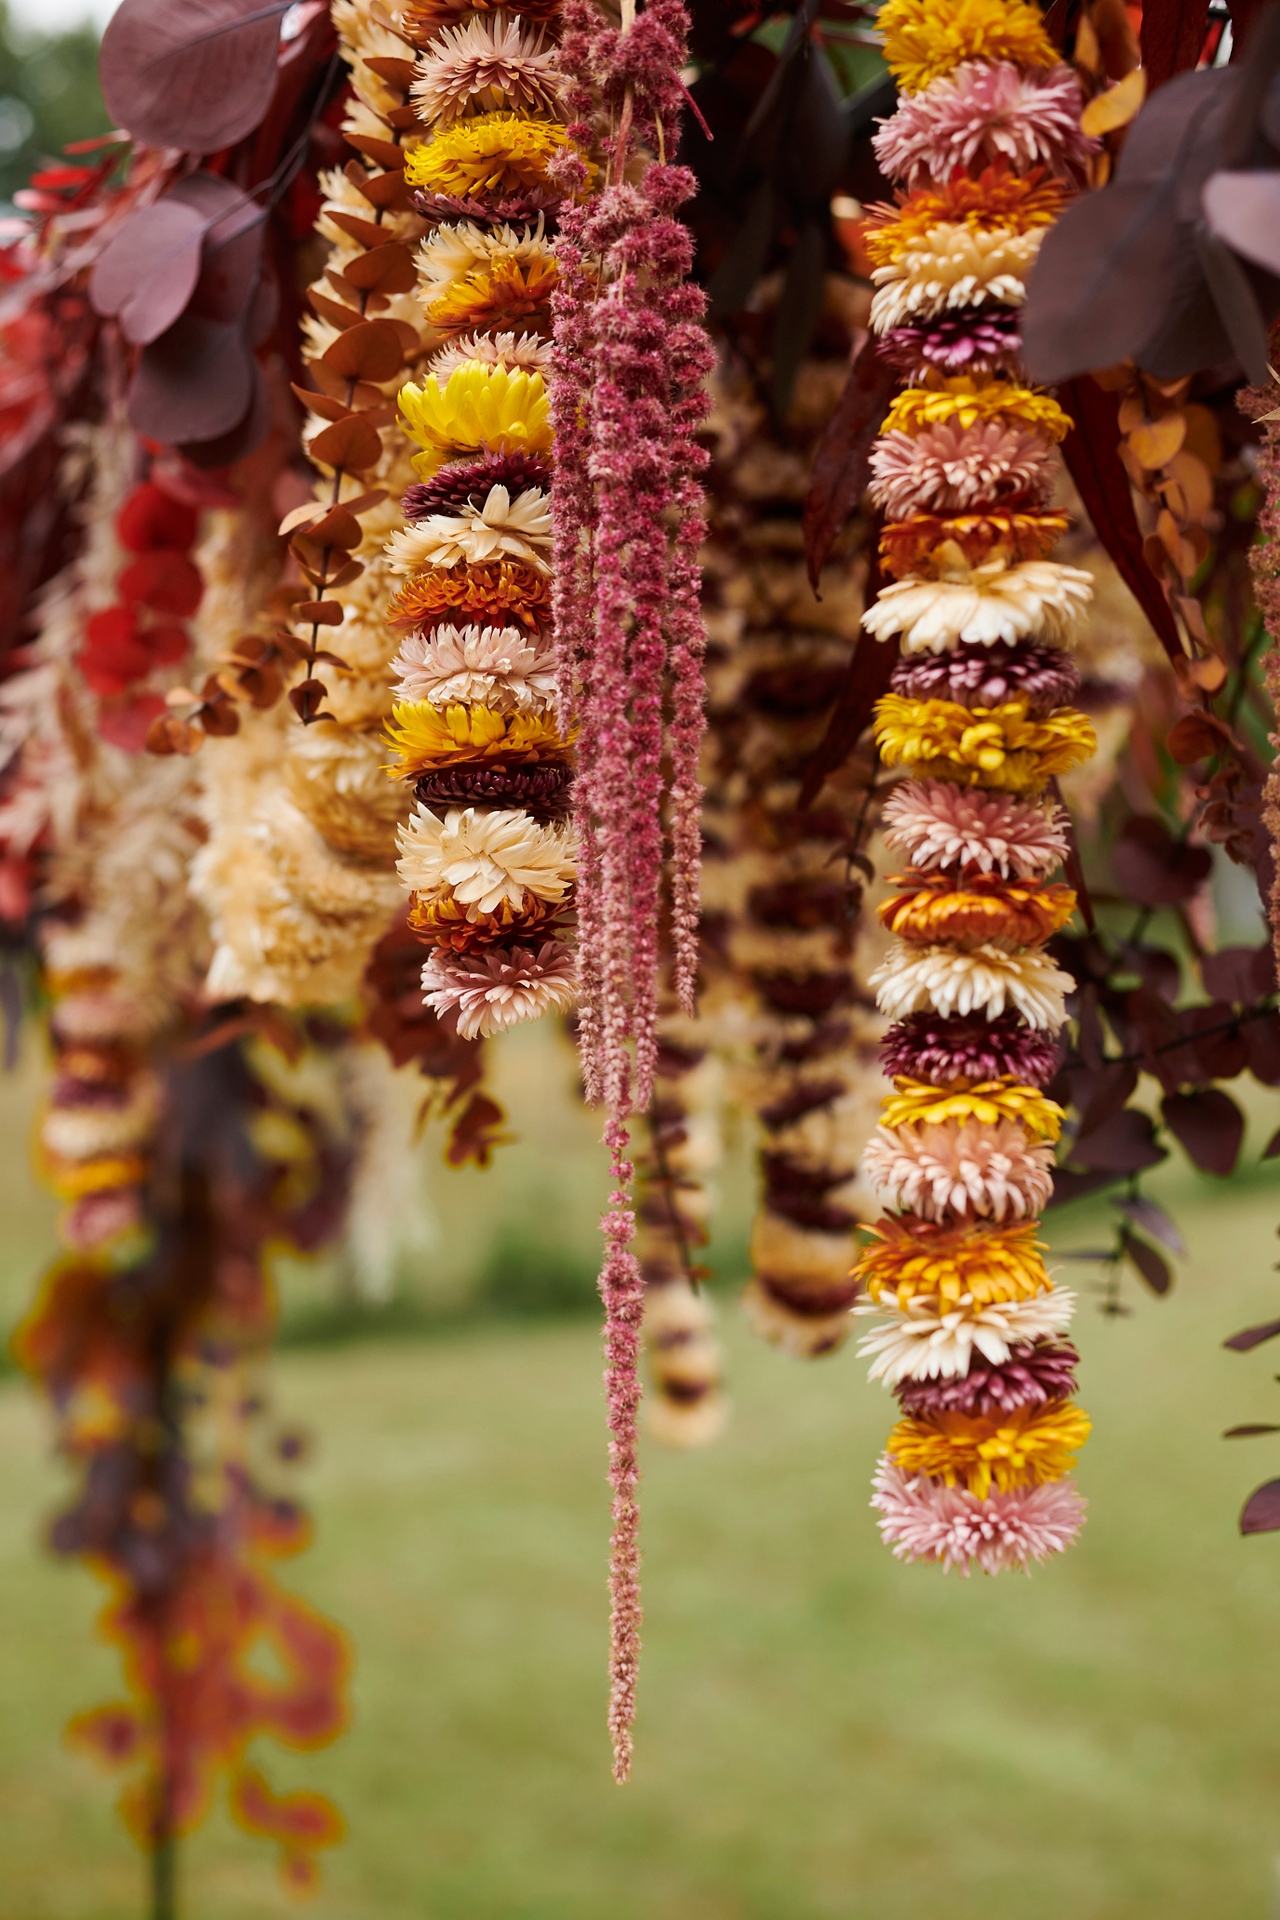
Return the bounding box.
[1112,814,1212,906]
[130,314,252,445]
[1161,1086,1244,1175]
[1203,170,1280,273]
[1122,1229,1172,1295]
[1193,218,1270,388]
[1140,0,1211,88]
[1047,1167,1124,1207]
[99,0,286,156]
[1240,1479,1280,1532]
[801,340,897,589]
[1070,1106,1168,1174]
[1112,1193,1187,1257]
[1022,181,1187,384]
[89,198,205,344]
[1224,1423,1280,1436]
[1183,1001,1248,1080]
[1224,1317,1280,1350]
[168,173,264,325]
[1075,1060,1138,1135]
[1120,943,1182,1002]
[179,359,270,467]
[1201,942,1276,1003]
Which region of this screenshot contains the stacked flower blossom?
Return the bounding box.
[853,0,1100,1575]
[384,0,592,1038]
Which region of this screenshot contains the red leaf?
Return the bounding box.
[97,692,167,753]
[1224,1316,1280,1350]
[1058,378,1183,664]
[99,0,286,155]
[1161,1086,1244,1175]
[117,550,203,618]
[1247,1016,1280,1086]
[1140,0,1212,88]
[801,339,897,590]
[89,198,205,345]
[130,315,253,446]
[1240,1479,1280,1533]
[1182,1001,1248,1080]
[1201,942,1276,1003]
[116,482,197,554]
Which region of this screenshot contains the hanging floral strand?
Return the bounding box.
[549,0,713,1780]
[853,0,1098,1573]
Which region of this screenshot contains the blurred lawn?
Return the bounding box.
[7,1039,1280,1915]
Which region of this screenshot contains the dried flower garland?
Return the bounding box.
[855,0,1096,1575]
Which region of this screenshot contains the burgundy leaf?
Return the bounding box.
[1203,170,1280,274]
[1058,379,1183,664]
[1201,942,1276,1002]
[797,553,896,808]
[168,174,264,327]
[89,198,205,344]
[1112,1192,1187,1257]
[1120,942,1182,1002]
[1262,1123,1280,1158]
[1047,1167,1124,1206]
[130,314,253,445]
[1224,1317,1280,1350]
[1224,1424,1280,1436]
[1075,1060,1138,1135]
[180,360,271,468]
[801,341,897,590]
[1240,1479,1280,1532]
[1121,1228,1172,1296]
[1070,1106,1168,1174]
[1182,1001,1248,1080]
[1022,181,1187,385]
[1161,1086,1244,1175]
[1140,0,1212,88]
[1252,1014,1280,1087]
[99,0,286,155]
[1113,813,1212,905]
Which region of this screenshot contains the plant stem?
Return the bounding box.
[150,1827,176,1920]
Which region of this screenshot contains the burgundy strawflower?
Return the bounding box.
[411,188,563,224]
[877,308,1022,379]
[895,1340,1080,1418]
[881,1010,1063,1087]
[890,639,1081,715]
[403,451,553,520]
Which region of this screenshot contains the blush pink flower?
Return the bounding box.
[870,1456,1086,1573]
[864,1116,1056,1221]
[873,60,1097,190]
[881,779,1071,877]
[868,418,1057,520]
[420,939,576,1037]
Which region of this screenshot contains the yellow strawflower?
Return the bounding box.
[405,112,591,199]
[399,362,553,477]
[880,1076,1064,1141]
[887,1401,1092,1500]
[873,693,1096,794]
[882,379,1072,442]
[878,0,1058,93]
[855,1215,1050,1311]
[385,700,568,774]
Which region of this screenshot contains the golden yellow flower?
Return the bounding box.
[873,693,1096,794]
[855,1214,1050,1311]
[878,871,1078,946]
[887,1401,1092,1500]
[384,700,569,776]
[879,1076,1064,1142]
[865,172,1065,268]
[878,0,1058,93]
[427,251,558,335]
[881,380,1072,443]
[399,362,553,477]
[41,1153,148,1199]
[405,111,591,200]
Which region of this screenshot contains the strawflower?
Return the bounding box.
[879,510,1069,577]
[398,362,553,474]
[864,170,1065,267]
[874,61,1096,190]
[385,700,568,775]
[889,639,1080,713]
[878,0,1058,93]
[384,485,553,575]
[869,223,1046,333]
[864,1116,1056,1222]
[855,1212,1051,1312]
[403,448,551,516]
[387,559,552,631]
[882,379,1071,441]
[878,871,1078,945]
[886,1399,1092,1498]
[870,1458,1085,1572]
[880,1008,1062,1088]
[391,623,556,713]
[873,693,1097,790]
[411,16,566,127]
[896,1338,1079,1417]
[426,330,554,379]
[869,940,1074,1028]
[881,779,1071,877]
[421,939,577,1037]
[396,803,577,913]
[854,1284,1077,1385]
[405,112,591,202]
[868,418,1057,518]
[862,561,1094,656]
[878,1075,1063,1140]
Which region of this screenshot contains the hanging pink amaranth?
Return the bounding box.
[549,0,713,1781]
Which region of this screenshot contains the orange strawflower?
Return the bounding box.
[878,870,1077,945]
[427,253,558,336]
[864,168,1066,268]
[855,1213,1050,1311]
[407,888,574,951]
[887,1400,1092,1498]
[879,510,1070,579]
[388,561,552,633]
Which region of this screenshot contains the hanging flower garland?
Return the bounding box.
[382,0,588,1042]
[853,0,1098,1575]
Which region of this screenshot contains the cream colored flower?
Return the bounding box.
[391,623,556,712]
[862,558,1093,654]
[412,16,565,127]
[427,330,553,380]
[870,223,1045,332]
[868,939,1073,1028]
[854,1286,1077,1386]
[396,803,576,913]
[416,218,553,301]
[384,485,552,576]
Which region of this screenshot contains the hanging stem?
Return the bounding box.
[150,1825,176,1920]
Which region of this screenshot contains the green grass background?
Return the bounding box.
[7,1029,1280,1917]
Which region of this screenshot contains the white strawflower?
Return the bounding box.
[415,217,553,300]
[427,330,552,380]
[869,940,1073,1029]
[396,804,576,914]
[391,624,556,713]
[862,559,1093,655]
[870,223,1045,333]
[385,485,552,576]
[412,16,565,127]
[854,1287,1077,1387]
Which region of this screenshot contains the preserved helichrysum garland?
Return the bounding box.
[382,0,587,1040]
[853,0,1098,1574]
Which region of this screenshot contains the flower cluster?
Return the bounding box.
[856,0,1094,1573]
[386,0,593,1038]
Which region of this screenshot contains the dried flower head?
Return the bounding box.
[874,60,1096,190]
[862,561,1094,656]
[882,779,1070,877]
[399,362,553,475]
[385,485,553,576]
[427,330,553,379]
[855,1284,1077,1386]
[878,0,1058,93]
[879,509,1069,578]
[856,1212,1051,1312]
[385,700,568,776]
[388,559,552,633]
[869,940,1074,1028]
[405,112,590,202]
[870,223,1046,333]
[880,1009,1062,1088]
[876,309,1023,380]
[882,380,1071,443]
[886,1398,1091,1499]
[396,803,577,914]
[868,419,1057,519]
[890,639,1080,713]
[873,692,1097,791]
[865,169,1065,268]
[896,1338,1079,1416]
[878,871,1078,945]
[404,449,552,517]
[391,623,556,713]
[879,1075,1063,1141]
[864,1116,1056,1221]
[412,16,565,127]
[421,939,576,1037]
[870,1458,1085,1572]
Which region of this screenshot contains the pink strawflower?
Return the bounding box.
[420,940,577,1038]
[873,61,1097,190]
[876,308,1021,380]
[890,638,1080,714]
[880,1010,1062,1088]
[881,779,1071,877]
[868,419,1057,520]
[865,1116,1055,1222]
[870,1457,1086,1573]
[59,1186,145,1252]
[896,1339,1080,1418]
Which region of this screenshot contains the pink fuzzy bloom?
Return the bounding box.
[896,1339,1080,1418]
[873,61,1098,190]
[882,779,1070,878]
[876,308,1021,381]
[890,639,1080,715]
[881,1009,1061,1088]
[867,419,1057,520]
[870,1457,1086,1574]
[421,940,576,1039]
[864,1116,1055,1221]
